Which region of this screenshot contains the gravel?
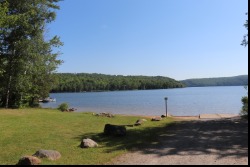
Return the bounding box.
[107,117,248,165]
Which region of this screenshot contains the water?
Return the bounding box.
[41,86,247,116]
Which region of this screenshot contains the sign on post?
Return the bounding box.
[164,97,168,117]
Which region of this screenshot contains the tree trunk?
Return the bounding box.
[5,75,12,108]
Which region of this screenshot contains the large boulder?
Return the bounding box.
[16,155,41,165]
[80,138,98,148]
[104,124,126,136]
[151,117,162,121]
[33,149,61,160]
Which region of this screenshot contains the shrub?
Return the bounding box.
[58,103,69,112]
[240,96,248,118]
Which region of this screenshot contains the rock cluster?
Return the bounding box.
[16,113,169,164]
[94,112,114,118]
[17,149,61,165]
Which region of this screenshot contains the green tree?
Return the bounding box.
[240,86,248,118]
[241,12,248,47]
[0,0,63,108]
[240,13,248,118]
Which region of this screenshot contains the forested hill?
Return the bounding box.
[51,73,185,92]
[180,75,248,87]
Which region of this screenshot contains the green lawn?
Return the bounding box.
[0,108,174,165]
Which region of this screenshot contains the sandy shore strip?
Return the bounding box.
[112,112,240,121]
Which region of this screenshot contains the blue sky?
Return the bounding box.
[49,0,248,80]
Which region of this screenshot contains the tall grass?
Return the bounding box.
[0,108,174,165]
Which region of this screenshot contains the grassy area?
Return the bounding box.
[0,108,175,165]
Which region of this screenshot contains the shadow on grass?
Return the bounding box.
[75,118,248,160]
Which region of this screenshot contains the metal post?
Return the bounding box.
[164,97,168,117]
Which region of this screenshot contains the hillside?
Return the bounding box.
[51,73,185,92]
[180,75,248,87]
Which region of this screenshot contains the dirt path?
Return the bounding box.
[107,117,248,165]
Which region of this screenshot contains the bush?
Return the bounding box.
[240,96,248,118]
[58,103,69,112]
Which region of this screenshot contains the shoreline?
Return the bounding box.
[108,113,241,120]
[43,107,242,121]
[94,112,240,121]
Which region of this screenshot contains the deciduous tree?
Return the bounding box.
[241,12,248,47]
[0,0,63,108]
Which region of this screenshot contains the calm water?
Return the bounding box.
[41,86,247,116]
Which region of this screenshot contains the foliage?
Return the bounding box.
[58,102,69,111]
[240,13,248,119]
[181,75,248,87]
[50,73,185,93]
[241,12,248,47]
[240,96,248,118]
[0,108,174,165]
[240,86,248,118]
[0,0,63,108]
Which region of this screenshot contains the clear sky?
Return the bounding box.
[48,0,248,80]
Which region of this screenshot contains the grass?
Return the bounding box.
[0,108,175,165]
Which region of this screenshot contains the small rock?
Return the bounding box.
[64,108,76,112]
[17,155,41,165]
[161,115,166,118]
[80,138,98,148]
[33,149,61,160]
[134,119,144,126]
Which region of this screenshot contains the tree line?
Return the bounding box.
[51,73,185,92]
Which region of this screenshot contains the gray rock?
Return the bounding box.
[17,155,41,165]
[151,117,162,121]
[134,119,144,126]
[80,138,98,148]
[97,112,114,118]
[104,124,126,136]
[33,149,61,160]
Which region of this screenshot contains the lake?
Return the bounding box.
[40,86,247,116]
